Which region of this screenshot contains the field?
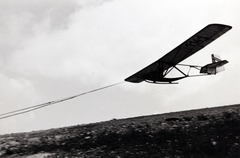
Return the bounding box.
[0,104,239,158]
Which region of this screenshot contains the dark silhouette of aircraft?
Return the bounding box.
[125,24,232,84]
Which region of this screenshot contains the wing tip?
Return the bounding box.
[124,77,144,83]
[207,23,232,30]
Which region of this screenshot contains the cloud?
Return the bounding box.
[0,0,114,134]
[0,0,240,134]
[0,0,80,71]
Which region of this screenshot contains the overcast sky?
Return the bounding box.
[1,0,240,134]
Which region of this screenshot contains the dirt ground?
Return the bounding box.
[0,104,239,158]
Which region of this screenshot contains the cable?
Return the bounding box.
[0,82,124,120]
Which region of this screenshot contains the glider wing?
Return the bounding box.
[125,24,232,83]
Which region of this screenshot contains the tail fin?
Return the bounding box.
[212,54,225,73]
[212,54,221,63]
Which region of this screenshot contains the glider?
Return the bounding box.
[125,24,232,84]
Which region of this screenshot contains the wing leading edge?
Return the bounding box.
[125,24,232,83]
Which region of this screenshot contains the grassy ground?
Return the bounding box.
[0,104,239,158]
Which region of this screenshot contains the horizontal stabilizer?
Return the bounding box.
[217,66,225,73]
[200,54,228,75]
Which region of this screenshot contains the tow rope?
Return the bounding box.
[0,82,124,120]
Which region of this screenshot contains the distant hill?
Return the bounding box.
[0,104,239,158]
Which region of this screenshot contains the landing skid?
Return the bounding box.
[145,80,179,84]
